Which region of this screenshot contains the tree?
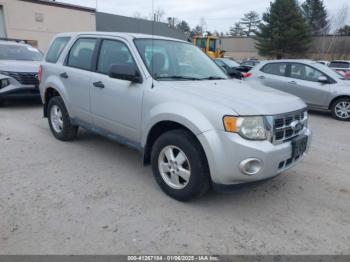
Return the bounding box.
[337,25,350,36]
[176,20,191,35]
[191,25,203,36]
[255,0,312,59]
[301,0,330,35]
[229,22,245,36]
[240,11,261,36]
[152,8,165,22]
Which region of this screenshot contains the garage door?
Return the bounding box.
[0,5,6,38]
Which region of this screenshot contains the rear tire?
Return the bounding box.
[47,96,78,141]
[151,129,210,201]
[331,97,350,121]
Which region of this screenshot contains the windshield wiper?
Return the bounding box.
[155,75,202,81]
[199,76,226,80]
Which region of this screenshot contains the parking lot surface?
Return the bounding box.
[0,100,349,255]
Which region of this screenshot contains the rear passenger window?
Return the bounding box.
[67,38,97,71]
[46,37,70,63]
[97,40,135,75]
[261,63,287,76]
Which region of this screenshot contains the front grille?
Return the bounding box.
[7,72,39,86]
[272,109,308,144]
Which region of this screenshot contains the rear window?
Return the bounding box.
[329,62,350,69]
[46,37,71,63]
[261,63,287,76]
[66,38,97,71]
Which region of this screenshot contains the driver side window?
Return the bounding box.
[97,39,136,75]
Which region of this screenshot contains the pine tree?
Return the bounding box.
[255,0,312,59]
[176,21,191,36]
[229,22,245,37]
[240,11,261,36]
[301,0,330,35]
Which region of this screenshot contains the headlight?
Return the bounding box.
[0,78,10,89]
[223,116,267,140]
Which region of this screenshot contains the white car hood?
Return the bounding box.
[163,79,307,116]
[0,60,41,73]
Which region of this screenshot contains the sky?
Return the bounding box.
[58,0,350,32]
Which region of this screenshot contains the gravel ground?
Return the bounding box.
[0,100,349,255]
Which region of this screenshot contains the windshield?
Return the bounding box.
[0,44,43,61]
[221,58,240,68]
[134,39,227,81]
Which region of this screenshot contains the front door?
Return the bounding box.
[287,63,330,106]
[90,39,144,143]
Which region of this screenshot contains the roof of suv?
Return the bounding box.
[54,32,187,43]
[0,40,30,47]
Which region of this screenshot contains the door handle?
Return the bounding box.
[93,81,105,88]
[258,76,265,79]
[288,81,297,84]
[60,72,68,79]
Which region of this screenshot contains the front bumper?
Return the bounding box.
[0,84,40,98]
[197,128,312,185]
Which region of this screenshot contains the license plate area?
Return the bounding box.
[292,135,308,158]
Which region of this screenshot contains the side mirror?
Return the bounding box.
[109,64,143,84]
[318,75,329,84]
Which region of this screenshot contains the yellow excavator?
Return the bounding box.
[193,36,225,59]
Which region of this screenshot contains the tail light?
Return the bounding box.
[243,72,252,78]
[38,65,43,82]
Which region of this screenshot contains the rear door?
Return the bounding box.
[61,37,98,123]
[256,62,290,93]
[286,63,330,106]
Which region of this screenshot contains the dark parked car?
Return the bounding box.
[214,58,244,79]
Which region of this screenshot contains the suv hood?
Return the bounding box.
[162,80,306,116]
[0,60,41,73]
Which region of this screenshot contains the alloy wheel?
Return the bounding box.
[158,145,191,190]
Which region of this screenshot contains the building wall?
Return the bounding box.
[0,0,96,52]
[222,36,350,61]
[96,12,188,41]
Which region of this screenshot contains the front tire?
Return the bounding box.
[331,98,350,121]
[151,129,210,201]
[47,96,78,141]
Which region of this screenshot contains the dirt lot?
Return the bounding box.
[0,100,349,255]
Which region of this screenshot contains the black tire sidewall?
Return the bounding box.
[47,97,77,141]
[151,130,210,201]
[332,98,350,121]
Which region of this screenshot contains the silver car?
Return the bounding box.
[39,32,311,201]
[248,60,350,121]
[0,40,43,106]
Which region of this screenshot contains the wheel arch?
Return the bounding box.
[142,120,210,168]
[329,95,350,110]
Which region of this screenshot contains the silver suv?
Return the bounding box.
[0,40,43,106]
[39,32,312,201]
[248,60,350,121]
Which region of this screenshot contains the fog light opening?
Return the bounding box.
[239,158,263,176]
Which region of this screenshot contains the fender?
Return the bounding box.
[141,102,217,148]
[42,75,73,117]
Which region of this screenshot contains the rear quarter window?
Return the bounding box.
[46,37,71,63]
